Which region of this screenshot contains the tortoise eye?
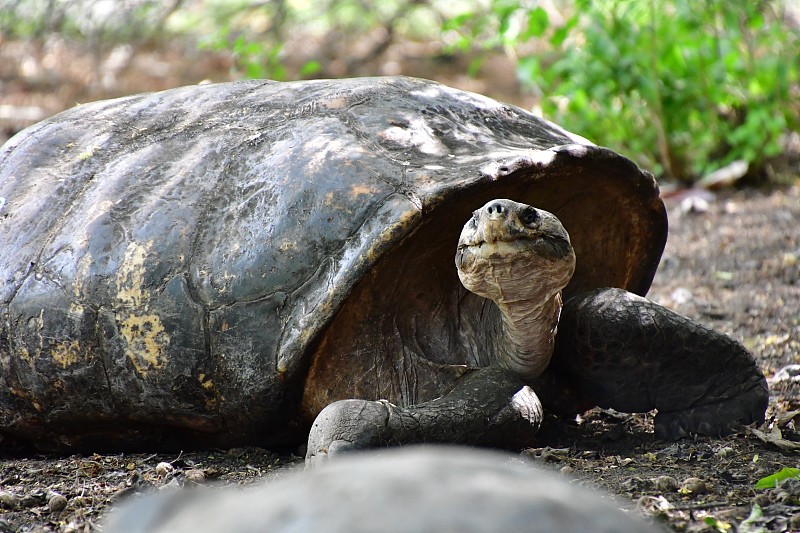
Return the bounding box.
[520,208,539,226]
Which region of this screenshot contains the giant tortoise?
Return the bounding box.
[0,76,767,455]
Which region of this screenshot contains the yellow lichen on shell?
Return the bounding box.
[52,340,82,368]
[114,241,170,377]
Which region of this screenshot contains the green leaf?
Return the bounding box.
[516,56,541,85]
[739,502,764,531]
[754,467,800,489]
[244,61,265,79]
[467,56,486,78]
[550,14,578,46]
[300,60,321,77]
[524,7,549,39]
[442,12,474,32]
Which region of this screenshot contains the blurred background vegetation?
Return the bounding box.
[0,0,798,186]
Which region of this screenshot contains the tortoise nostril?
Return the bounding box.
[486,203,505,216]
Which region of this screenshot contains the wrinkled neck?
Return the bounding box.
[494,291,563,379]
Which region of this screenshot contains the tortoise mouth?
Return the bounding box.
[457,234,569,258]
[457,237,538,253]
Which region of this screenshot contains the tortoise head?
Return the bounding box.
[456,199,576,306]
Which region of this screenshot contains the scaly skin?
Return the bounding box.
[551,288,769,439]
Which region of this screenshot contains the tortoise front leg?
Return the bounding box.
[553,288,769,439]
[305,367,542,465]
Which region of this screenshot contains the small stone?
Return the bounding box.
[671,287,693,305]
[654,475,678,492]
[559,465,574,475]
[155,461,175,478]
[680,195,709,214]
[185,469,206,484]
[0,491,19,508]
[716,446,735,459]
[48,493,68,513]
[790,512,800,530]
[681,477,708,495]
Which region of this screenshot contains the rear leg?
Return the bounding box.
[553,288,768,439]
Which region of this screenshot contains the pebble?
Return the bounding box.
[155,461,175,478]
[681,477,708,495]
[715,446,735,459]
[0,491,21,509]
[654,475,678,492]
[680,195,709,214]
[185,469,206,484]
[559,465,574,475]
[790,513,800,530]
[670,287,693,305]
[48,493,68,513]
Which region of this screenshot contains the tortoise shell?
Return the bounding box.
[0,77,666,450]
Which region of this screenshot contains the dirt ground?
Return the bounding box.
[0,187,796,532]
[1,35,800,533]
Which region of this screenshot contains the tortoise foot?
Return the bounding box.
[655,380,769,440]
[305,367,543,466]
[554,288,769,437]
[306,399,394,466]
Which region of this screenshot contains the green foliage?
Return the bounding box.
[754,467,800,489]
[196,0,437,81]
[0,0,181,44]
[201,27,289,81]
[444,0,800,183]
[4,0,796,183]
